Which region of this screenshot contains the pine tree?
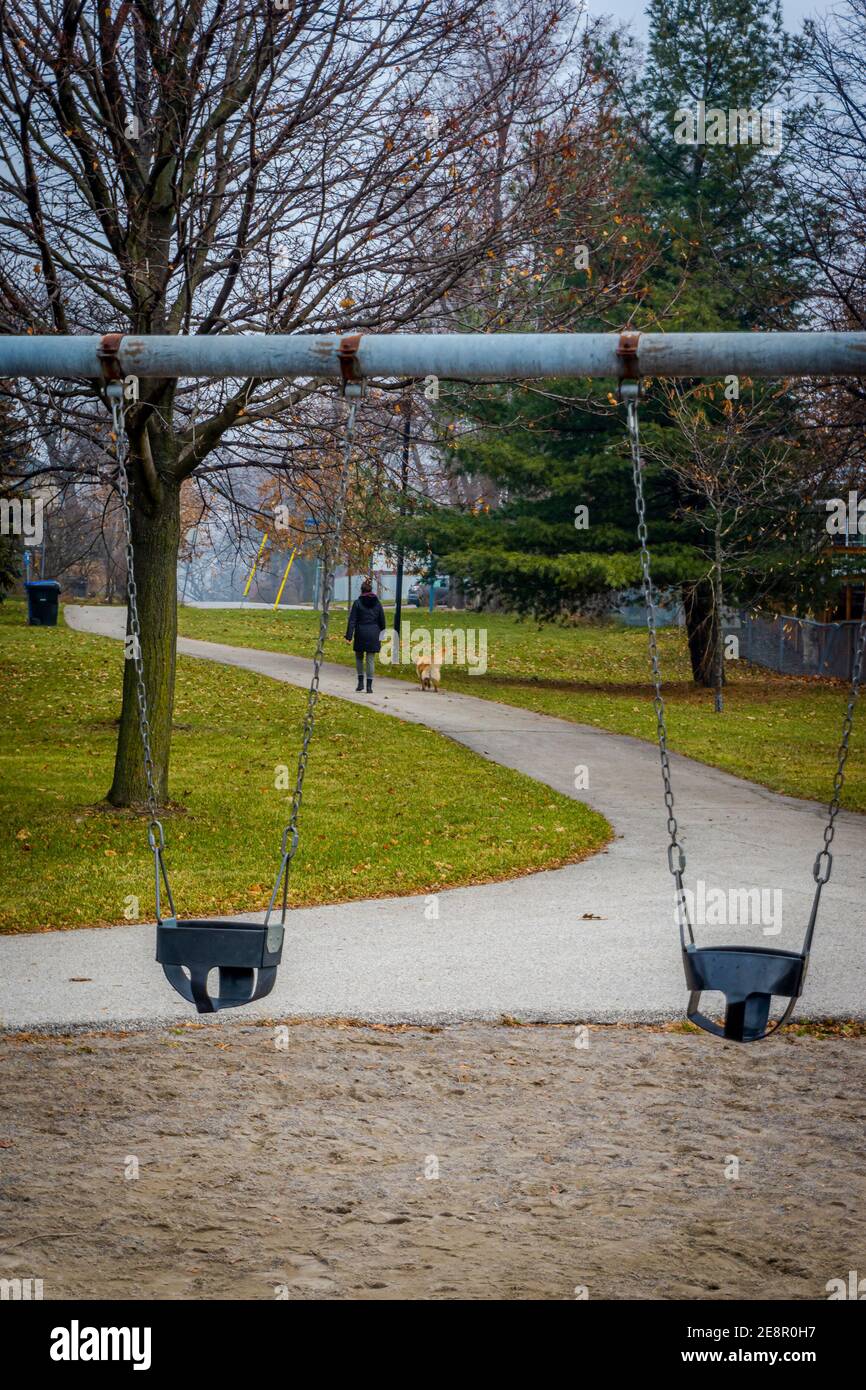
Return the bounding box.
[409,0,819,682]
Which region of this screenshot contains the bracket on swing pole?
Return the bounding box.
[616,329,643,401]
[97,333,141,407]
[97,331,124,383]
[338,333,365,399]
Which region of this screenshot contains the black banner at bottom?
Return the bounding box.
[5,1298,861,1373]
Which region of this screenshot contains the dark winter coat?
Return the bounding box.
[346,592,386,653]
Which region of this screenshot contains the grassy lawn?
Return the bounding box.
[178,604,866,812]
[0,600,610,934]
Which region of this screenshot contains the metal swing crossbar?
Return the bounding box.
[621,380,866,1042]
[3,329,866,380]
[16,326,860,1030]
[107,378,361,1014]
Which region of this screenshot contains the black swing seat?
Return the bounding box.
[682,944,807,1043]
[156,918,284,1014]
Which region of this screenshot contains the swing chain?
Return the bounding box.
[623,379,866,950]
[623,386,693,937]
[107,383,176,921]
[813,605,866,885]
[266,392,359,925]
[108,385,160,827]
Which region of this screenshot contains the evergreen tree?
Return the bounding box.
[408,0,820,683]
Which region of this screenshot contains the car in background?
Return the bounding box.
[406,576,452,607]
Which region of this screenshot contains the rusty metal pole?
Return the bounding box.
[1,331,865,382]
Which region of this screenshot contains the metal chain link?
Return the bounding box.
[266,393,359,924]
[812,605,866,887]
[107,382,175,920]
[623,386,693,943]
[108,385,160,825]
[624,382,866,953]
[108,381,360,931]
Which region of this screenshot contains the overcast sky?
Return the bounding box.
[592,0,826,36]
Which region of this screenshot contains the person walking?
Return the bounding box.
[345,578,386,692]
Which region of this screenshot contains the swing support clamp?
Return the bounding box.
[616,329,643,401]
[97,332,125,384]
[338,333,366,399]
[98,337,131,423]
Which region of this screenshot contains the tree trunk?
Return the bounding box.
[681,579,718,687]
[108,468,180,808]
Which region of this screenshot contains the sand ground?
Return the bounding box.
[0,1023,863,1301]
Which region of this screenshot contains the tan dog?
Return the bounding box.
[416,657,441,691]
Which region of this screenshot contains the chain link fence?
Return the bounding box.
[736,609,862,680]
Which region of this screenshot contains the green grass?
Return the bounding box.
[0,600,610,934]
[178,605,866,812]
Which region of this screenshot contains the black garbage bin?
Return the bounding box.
[25,579,61,626]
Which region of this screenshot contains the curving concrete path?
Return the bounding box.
[1,603,864,1031]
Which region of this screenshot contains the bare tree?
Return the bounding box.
[791,2,866,516]
[647,382,821,711]
[797,0,866,333]
[0,0,613,805]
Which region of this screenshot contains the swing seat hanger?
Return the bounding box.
[682,943,807,1043]
[150,819,285,1014]
[616,329,644,401]
[677,851,827,1042]
[338,333,366,398]
[157,917,284,1014]
[622,368,866,1043]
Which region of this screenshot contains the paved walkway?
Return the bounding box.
[2,604,863,1031]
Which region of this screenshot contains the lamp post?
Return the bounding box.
[393,397,411,653]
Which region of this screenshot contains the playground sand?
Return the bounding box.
[1,1022,863,1301]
